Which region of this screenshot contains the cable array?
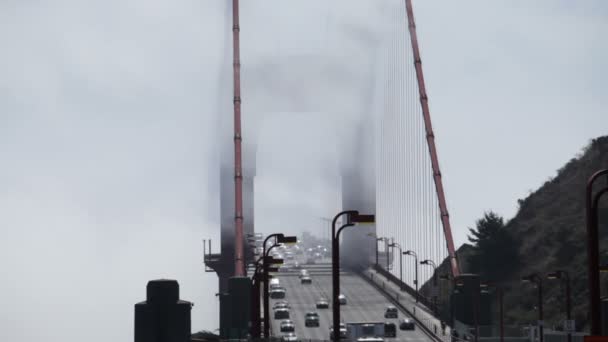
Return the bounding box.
[374,0,450,290]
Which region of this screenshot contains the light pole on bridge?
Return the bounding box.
[480,282,504,342]
[331,210,375,342]
[420,259,438,315]
[262,233,297,338]
[388,242,404,291]
[404,250,419,302]
[521,273,544,342]
[366,233,385,268]
[547,270,572,342]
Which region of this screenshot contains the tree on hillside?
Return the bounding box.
[467,211,519,279]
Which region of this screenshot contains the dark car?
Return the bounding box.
[385,322,397,337]
[316,299,329,309]
[274,308,290,320]
[301,276,312,284]
[399,318,415,330]
[330,323,347,339]
[384,306,398,318]
[280,319,295,333]
[270,288,286,299]
[305,312,320,327]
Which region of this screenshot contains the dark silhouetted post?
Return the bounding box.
[481,283,504,342]
[134,279,192,342]
[547,271,572,342]
[586,169,608,335]
[262,233,296,338]
[331,211,375,342]
[522,274,543,342]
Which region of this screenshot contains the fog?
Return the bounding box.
[2,0,607,341]
[0,0,391,340]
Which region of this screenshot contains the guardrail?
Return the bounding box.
[361,268,449,342]
[371,264,436,313]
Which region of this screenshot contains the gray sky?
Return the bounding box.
[0,1,607,341]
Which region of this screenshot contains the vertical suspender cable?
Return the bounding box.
[404,0,460,277]
[231,0,245,276]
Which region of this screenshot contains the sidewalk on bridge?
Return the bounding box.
[362,267,451,342]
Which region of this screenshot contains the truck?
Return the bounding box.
[346,322,385,341]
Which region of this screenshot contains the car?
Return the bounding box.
[358,338,384,342]
[304,312,320,327]
[384,306,398,318]
[270,288,286,299]
[281,332,298,342]
[316,299,329,309]
[280,319,295,332]
[384,322,397,337]
[273,301,290,310]
[299,269,309,279]
[306,257,316,265]
[301,276,312,284]
[330,323,347,339]
[338,294,347,305]
[399,318,415,330]
[274,308,290,319]
[314,252,322,259]
[292,261,301,269]
[279,265,291,273]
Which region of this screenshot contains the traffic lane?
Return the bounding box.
[270,274,329,340]
[272,270,433,342]
[317,275,434,342]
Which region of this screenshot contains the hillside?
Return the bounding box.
[423,136,608,332]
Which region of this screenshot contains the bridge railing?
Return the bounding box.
[362,267,450,342]
[371,263,437,313]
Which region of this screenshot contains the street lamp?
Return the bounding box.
[480,282,504,342]
[420,259,438,315]
[388,242,404,291]
[454,275,481,342]
[262,233,297,338]
[331,210,375,342]
[404,250,419,302]
[585,169,608,335]
[366,233,384,267]
[249,254,281,338]
[521,273,544,342]
[547,270,572,342]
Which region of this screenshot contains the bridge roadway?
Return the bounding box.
[269,262,434,342]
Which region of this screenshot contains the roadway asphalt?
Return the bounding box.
[269,262,434,342]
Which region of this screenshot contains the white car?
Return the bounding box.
[281,332,298,341]
[338,294,347,305]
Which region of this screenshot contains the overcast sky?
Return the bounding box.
[1,1,607,341]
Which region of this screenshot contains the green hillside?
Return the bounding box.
[424,136,608,332]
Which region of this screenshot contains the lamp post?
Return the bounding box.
[585,169,608,335]
[522,274,544,342]
[262,233,297,338]
[388,242,404,290]
[480,282,504,342]
[420,259,438,315]
[547,270,572,342]
[455,275,480,342]
[404,250,419,302]
[331,210,375,342]
[365,233,384,267]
